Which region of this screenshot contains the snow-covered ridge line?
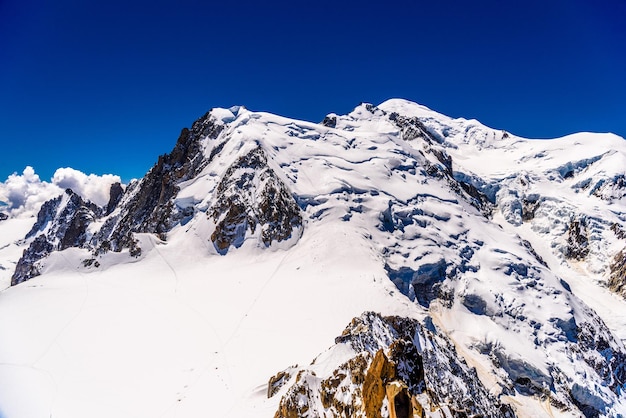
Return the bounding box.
[0,99,625,417]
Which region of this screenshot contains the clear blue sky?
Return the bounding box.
[1,0,625,182]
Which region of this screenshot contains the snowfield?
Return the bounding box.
[0,99,625,417]
[0,217,412,417]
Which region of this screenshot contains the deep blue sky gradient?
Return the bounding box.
[1,0,625,182]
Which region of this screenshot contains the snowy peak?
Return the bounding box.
[209,146,302,253]
[2,99,626,417]
[12,188,101,285]
[89,109,228,253]
[379,98,512,150]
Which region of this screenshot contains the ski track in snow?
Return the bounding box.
[147,236,236,417]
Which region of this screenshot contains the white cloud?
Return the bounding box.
[52,167,120,207]
[0,167,61,218]
[0,166,121,218]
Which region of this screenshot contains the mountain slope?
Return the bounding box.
[0,100,625,417]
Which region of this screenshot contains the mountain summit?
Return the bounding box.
[0,100,625,417]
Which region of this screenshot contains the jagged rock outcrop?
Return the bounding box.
[570,310,626,416]
[10,111,228,283]
[11,236,53,285]
[521,194,541,221]
[210,146,302,253]
[105,182,124,215]
[608,249,626,297]
[565,217,590,260]
[8,108,305,282]
[274,306,626,417]
[321,115,337,128]
[612,223,626,240]
[271,312,516,418]
[26,198,61,239]
[12,189,101,285]
[92,111,225,253]
[388,112,442,147]
[387,110,452,180]
[0,212,7,221]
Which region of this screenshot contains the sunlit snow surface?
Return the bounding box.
[1,100,625,417]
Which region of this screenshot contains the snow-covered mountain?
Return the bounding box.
[0,99,625,417]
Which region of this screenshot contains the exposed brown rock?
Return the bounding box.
[386,382,415,418]
[274,312,516,418]
[268,371,291,398]
[348,354,369,385]
[273,378,313,418]
[363,349,396,418]
[388,339,424,394]
[611,222,626,240]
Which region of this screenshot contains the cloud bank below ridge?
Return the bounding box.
[0,166,121,218]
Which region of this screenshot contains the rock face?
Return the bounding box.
[609,225,626,297]
[11,236,53,285]
[12,189,102,285]
[565,217,590,260]
[271,312,516,418]
[8,111,228,284]
[104,182,124,215]
[210,146,302,253]
[609,249,626,297]
[10,107,304,284]
[92,111,225,253]
[273,310,626,417]
[321,115,337,128]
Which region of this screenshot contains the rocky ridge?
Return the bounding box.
[271,312,516,418]
[11,107,304,283]
[90,110,225,254]
[3,100,626,417]
[11,189,102,285]
[209,145,302,252]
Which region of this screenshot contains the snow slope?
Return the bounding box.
[0,100,625,417]
[378,99,626,338]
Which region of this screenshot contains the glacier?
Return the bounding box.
[0,99,625,417]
